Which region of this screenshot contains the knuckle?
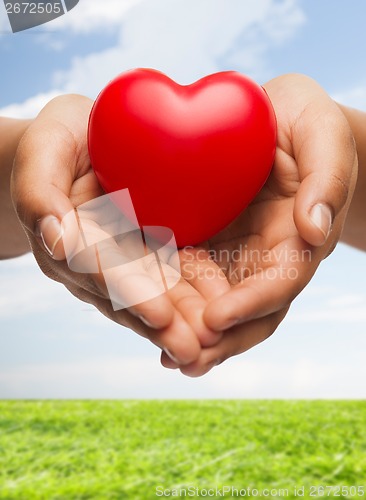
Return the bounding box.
[338,116,357,154]
[181,261,202,281]
[173,294,197,310]
[180,365,207,378]
[328,172,350,209]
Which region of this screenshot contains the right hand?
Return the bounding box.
[11,95,226,366]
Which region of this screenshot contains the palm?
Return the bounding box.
[19,81,355,377]
[163,74,358,376]
[208,141,307,284]
[179,135,315,308]
[168,149,303,376]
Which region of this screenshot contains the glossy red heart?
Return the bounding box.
[88,68,276,247]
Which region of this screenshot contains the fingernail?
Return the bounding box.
[163,348,181,364]
[206,358,222,371]
[309,203,333,242]
[38,215,64,258]
[139,315,156,329]
[224,317,241,330]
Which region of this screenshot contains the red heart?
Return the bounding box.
[88,69,276,248]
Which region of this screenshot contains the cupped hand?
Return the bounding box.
[162,74,358,376]
[11,95,227,366]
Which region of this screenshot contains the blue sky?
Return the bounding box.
[1,0,366,398]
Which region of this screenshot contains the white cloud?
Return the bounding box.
[0,254,76,318]
[0,90,61,118]
[289,291,366,323]
[0,357,164,398]
[0,0,306,117]
[328,294,366,307]
[0,0,143,33]
[51,0,144,33]
[56,0,306,91]
[1,255,365,398]
[209,357,366,398]
[6,0,349,400]
[332,84,366,110]
[1,353,365,398]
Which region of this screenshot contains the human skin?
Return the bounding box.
[0,117,31,258]
[337,104,366,251]
[7,96,224,367]
[1,74,363,377]
[163,74,359,375]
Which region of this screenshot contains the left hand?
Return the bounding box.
[10,95,227,366]
[161,73,358,377]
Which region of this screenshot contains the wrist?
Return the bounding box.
[336,103,366,249]
[0,117,33,258]
[0,117,32,161]
[337,104,366,167]
[0,118,33,184]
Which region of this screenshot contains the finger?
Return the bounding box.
[91,230,175,329]
[61,191,175,329]
[178,246,231,300]
[122,244,224,346]
[176,308,288,378]
[163,274,222,347]
[11,95,93,260]
[150,310,202,365]
[292,99,358,246]
[163,246,232,346]
[119,307,202,366]
[168,246,230,346]
[204,237,314,331]
[161,351,179,369]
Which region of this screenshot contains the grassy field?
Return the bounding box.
[0,401,365,499]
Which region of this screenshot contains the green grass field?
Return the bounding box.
[0,401,365,499]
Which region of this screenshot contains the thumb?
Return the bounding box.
[11,95,93,260]
[292,103,358,247]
